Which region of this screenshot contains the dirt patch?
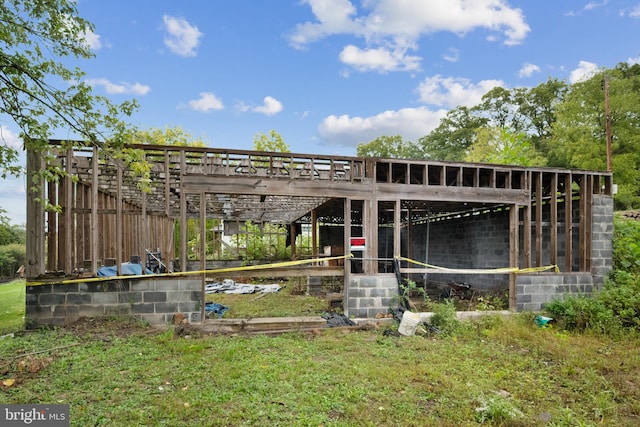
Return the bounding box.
[63,316,163,339]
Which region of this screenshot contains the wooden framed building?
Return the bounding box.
[25,142,614,324]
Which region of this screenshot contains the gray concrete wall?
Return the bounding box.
[346,275,398,318]
[516,273,594,312]
[591,195,614,289]
[26,277,202,327]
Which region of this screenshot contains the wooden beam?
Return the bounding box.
[116,166,123,276]
[91,146,99,274]
[200,192,207,272]
[564,173,573,272]
[26,149,45,279]
[509,204,519,311]
[535,172,543,267]
[343,198,351,317]
[64,149,73,274]
[550,173,558,267]
[180,152,187,272]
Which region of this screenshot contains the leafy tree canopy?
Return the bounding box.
[356,135,423,159]
[133,126,207,147]
[0,0,138,179]
[253,130,290,152]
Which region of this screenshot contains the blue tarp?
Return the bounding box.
[97,262,154,277]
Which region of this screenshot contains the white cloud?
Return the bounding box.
[85,78,151,95]
[82,29,103,50]
[585,1,608,11]
[252,96,283,116]
[518,63,541,78]
[0,126,23,150]
[162,15,203,57]
[443,48,460,63]
[339,44,420,72]
[416,75,504,109]
[289,0,529,72]
[569,60,599,83]
[318,107,447,147]
[628,55,640,65]
[187,92,224,112]
[630,5,640,18]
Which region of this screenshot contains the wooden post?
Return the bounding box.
[91,146,99,275]
[535,172,543,267]
[564,173,573,272]
[550,173,558,268]
[509,204,519,311]
[343,198,351,317]
[26,149,45,279]
[64,149,74,274]
[116,165,123,276]
[180,151,187,272]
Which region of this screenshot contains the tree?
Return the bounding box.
[356,135,422,159]
[0,209,25,245]
[465,127,547,166]
[550,62,640,208]
[418,106,488,161]
[253,130,290,152]
[0,0,138,179]
[134,126,207,147]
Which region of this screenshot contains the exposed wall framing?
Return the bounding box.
[26,143,612,290]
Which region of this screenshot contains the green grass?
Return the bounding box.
[2,315,640,426]
[205,283,330,318]
[0,279,25,333]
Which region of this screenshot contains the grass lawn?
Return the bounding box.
[0,279,24,334]
[1,314,639,426]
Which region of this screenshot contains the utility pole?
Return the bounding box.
[604,74,612,172]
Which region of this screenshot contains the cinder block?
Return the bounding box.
[39,294,65,305]
[155,302,180,313]
[130,281,155,291]
[117,292,143,304]
[155,281,177,291]
[27,285,52,294]
[131,303,155,314]
[144,291,167,303]
[138,314,167,325]
[54,284,79,293]
[92,293,118,305]
[179,280,202,291]
[66,293,92,304]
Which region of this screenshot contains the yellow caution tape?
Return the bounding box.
[396,256,559,274]
[26,254,354,286]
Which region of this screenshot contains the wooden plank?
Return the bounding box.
[46,181,57,272]
[26,149,45,279]
[116,166,123,276]
[65,150,73,274]
[564,173,573,272]
[200,192,207,272]
[522,203,531,269]
[91,146,99,274]
[550,173,558,267]
[535,172,543,267]
[343,198,351,317]
[509,204,519,311]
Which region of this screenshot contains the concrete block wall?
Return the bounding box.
[26,277,202,327]
[516,273,594,312]
[346,275,398,318]
[591,195,614,288]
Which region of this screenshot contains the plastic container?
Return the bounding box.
[398,311,421,336]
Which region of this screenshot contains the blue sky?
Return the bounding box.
[1,0,640,224]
